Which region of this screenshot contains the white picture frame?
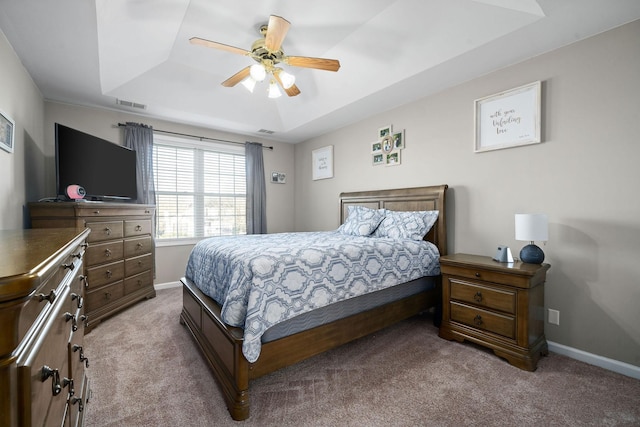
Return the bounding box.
[474,81,541,153]
[312,145,333,180]
[0,110,15,153]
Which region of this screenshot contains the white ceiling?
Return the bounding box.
[1,0,639,143]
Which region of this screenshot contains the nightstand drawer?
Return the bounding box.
[449,279,516,314]
[450,301,515,339]
[441,264,532,288]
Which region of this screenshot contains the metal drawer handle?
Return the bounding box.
[473,314,483,326]
[474,291,483,303]
[93,210,101,214]
[104,291,112,300]
[104,227,111,235]
[41,366,62,396]
[106,270,113,278]
[79,275,89,288]
[71,396,84,412]
[135,225,142,231]
[71,292,83,309]
[475,272,481,278]
[105,248,112,257]
[37,289,57,305]
[64,312,78,332]
[136,243,144,249]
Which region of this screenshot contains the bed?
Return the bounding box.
[180,184,448,420]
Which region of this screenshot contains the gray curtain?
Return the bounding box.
[245,142,267,234]
[124,122,155,205]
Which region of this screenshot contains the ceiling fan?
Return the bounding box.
[190,15,341,98]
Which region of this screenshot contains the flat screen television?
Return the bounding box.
[55,123,138,202]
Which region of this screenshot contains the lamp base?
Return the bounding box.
[520,244,545,264]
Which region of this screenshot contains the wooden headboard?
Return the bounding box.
[339,185,448,256]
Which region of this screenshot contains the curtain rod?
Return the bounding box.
[116,123,273,150]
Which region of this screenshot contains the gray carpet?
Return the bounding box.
[83,287,640,426]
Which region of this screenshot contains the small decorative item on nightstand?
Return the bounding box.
[438,253,550,371]
[515,213,548,264]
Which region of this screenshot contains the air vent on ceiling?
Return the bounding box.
[257,129,275,134]
[116,99,147,110]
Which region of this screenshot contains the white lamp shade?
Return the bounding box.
[278,69,295,89]
[268,80,282,98]
[249,64,267,82]
[240,77,257,93]
[515,213,548,242]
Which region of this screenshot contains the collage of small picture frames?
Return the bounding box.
[371,125,404,166]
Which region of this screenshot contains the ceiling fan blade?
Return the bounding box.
[189,37,249,56]
[221,66,251,87]
[286,56,341,72]
[273,72,301,97]
[264,15,291,52]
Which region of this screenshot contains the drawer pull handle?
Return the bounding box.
[72,252,82,259]
[106,270,113,278]
[63,377,75,396]
[475,272,481,278]
[104,227,111,235]
[136,243,144,249]
[135,225,142,231]
[65,312,78,331]
[138,261,143,266]
[71,293,84,309]
[41,366,62,396]
[71,396,84,412]
[62,262,75,271]
[137,279,142,286]
[104,291,112,300]
[474,291,483,303]
[473,314,483,326]
[73,344,90,368]
[79,275,89,288]
[94,210,101,214]
[37,289,57,305]
[105,248,112,257]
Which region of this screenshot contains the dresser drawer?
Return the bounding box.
[85,240,124,266]
[124,219,152,237]
[124,235,152,258]
[441,264,532,288]
[86,260,125,289]
[450,301,515,339]
[124,270,154,294]
[449,279,516,314]
[125,253,153,277]
[85,220,124,243]
[86,281,125,308]
[16,287,72,427]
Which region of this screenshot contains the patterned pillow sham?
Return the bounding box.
[337,206,386,236]
[374,210,439,240]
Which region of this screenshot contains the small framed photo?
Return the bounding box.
[386,150,401,166]
[312,145,334,180]
[271,172,286,184]
[0,110,15,153]
[392,130,404,150]
[372,153,384,166]
[381,135,394,154]
[378,125,392,139]
[371,141,382,153]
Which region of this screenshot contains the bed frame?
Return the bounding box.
[180,184,448,420]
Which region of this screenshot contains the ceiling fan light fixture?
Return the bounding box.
[240,76,257,93]
[268,79,282,98]
[250,63,267,82]
[277,69,295,89]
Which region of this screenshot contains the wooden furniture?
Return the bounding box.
[29,202,156,333]
[180,185,448,421]
[0,228,91,427]
[438,253,550,371]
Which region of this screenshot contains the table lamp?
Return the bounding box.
[515,213,548,264]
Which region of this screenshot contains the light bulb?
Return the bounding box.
[268,80,282,98]
[278,69,295,89]
[249,64,267,82]
[240,77,257,93]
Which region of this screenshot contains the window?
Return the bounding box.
[153,135,246,241]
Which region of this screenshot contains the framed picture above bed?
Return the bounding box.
[474,81,542,153]
[312,145,333,180]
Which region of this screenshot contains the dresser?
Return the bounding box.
[438,253,550,371]
[0,228,91,427]
[29,202,156,333]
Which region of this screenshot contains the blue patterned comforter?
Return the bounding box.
[185,231,440,362]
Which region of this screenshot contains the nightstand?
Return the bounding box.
[438,253,550,371]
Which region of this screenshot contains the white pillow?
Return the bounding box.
[374,210,439,240]
[337,206,385,236]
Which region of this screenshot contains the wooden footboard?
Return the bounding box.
[180,276,440,421]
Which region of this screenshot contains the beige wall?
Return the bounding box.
[294,21,640,368]
[0,30,45,230]
[43,102,296,285]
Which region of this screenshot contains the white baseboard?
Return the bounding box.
[154,281,182,290]
[548,341,640,380]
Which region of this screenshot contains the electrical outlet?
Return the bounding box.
[548,309,560,325]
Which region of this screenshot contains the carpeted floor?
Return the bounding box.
[83,287,640,426]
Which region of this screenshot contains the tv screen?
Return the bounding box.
[55,123,138,201]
